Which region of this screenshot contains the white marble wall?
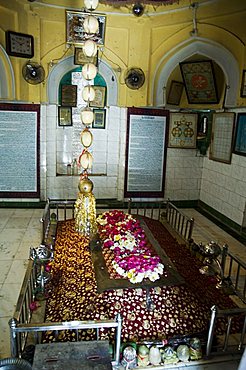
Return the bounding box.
[4,103,246,228]
[200,154,246,226]
[165,148,203,201]
[41,104,204,202]
[42,104,127,201]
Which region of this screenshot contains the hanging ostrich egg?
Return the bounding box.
[83,40,97,57]
[81,128,93,148]
[79,150,93,169]
[82,85,95,102]
[84,15,99,34]
[82,63,97,80]
[84,0,99,11]
[80,106,94,126]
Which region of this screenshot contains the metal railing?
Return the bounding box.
[220,245,246,303]
[9,198,246,363]
[127,198,166,221]
[206,305,246,357]
[166,199,194,241]
[40,199,75,244]
[9,315,122,365]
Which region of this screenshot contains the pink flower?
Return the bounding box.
[29,301,40,311]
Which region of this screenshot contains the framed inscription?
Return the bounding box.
[58,106,73,127]
[180,60,218,104]
[240,70,246,98]
[92,109,106,129]
[124,107,169,198]
[209,112,235,163]
[167,80,184,105]
[61,85,77,107]
[233,113,246,156]
[89,86,106,108]
[0,103,40,198]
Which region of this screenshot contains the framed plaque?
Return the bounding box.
[89,86,106,108]
[0,103,40,198]
[124,107,169,198]
[61,85,77,107]
[240,70,246,98]
[233,113,246,156]
[92,109,106,129]
[58,106,73,127]
[167,80,184,105]
[180,60,218,104]
[168,113,197,148]
[210,112,235,163]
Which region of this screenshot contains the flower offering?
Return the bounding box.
[97,210,164,283]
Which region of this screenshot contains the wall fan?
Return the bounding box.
[22,62,45,85]
[124,68,145,90]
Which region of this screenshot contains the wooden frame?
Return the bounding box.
[66,10,106,45]
[167,80,184,105]
[168,113,197,148]
[92,109,106,129]
[240,70,246,98]
[233,113,246,156]
[74,47,98,66]
[209,112,235,163]
[179,60,218,104]
[124,107,169,198]
[61,85,77,107]
[89,86,106,108]
[58,106,73,127]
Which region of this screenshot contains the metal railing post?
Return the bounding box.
[115,313,122,365]
[128,198,132,215]
[188,217,194,241]
[221,244,228,277]
[206,305,217,357]
[9,318,18,358]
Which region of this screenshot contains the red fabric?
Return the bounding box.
[43,218,241,345]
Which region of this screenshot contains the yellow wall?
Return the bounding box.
[0,0,246,107]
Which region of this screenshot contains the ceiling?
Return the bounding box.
[25,0,193,11]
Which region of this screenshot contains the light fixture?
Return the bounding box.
[83,40,97,57]
[82,85,95,102]
[80,106,94,125]
[84,15,99,34]
[132,3,144,17]
[80,128,93,148]
[84,0,99,11]
[82,63,98,80]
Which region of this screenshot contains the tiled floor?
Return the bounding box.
[0,207,245,368]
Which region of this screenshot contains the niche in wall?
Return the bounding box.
[56,69,107,176]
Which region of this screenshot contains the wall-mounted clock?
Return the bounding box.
[5,31,34,58]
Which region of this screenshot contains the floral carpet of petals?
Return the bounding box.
[97,210,165,283]
[43,216,241,345]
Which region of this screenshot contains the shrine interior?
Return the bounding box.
[0,0,246,369]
